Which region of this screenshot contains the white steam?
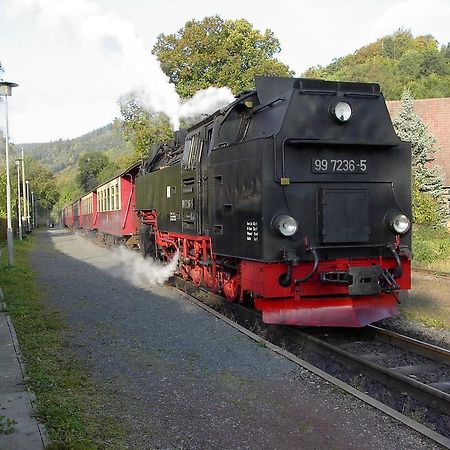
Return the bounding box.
[12,0,234,129]
[108,246,179,288]
[179,87,235,120]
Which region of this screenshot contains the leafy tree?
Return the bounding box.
[152,15,292,97]
[392,90,449,225]
[1,156,61,222]
[75,152,109,193]
[304,30,450,100]
[25,157,59,209]
[119,98,173,162]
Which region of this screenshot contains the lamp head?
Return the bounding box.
[0,81,19,96]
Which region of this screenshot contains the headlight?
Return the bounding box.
[330,101,352,123]
[272,214,298,237]
[386,213,410,234]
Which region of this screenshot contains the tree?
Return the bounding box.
[152,15,293,97]
[119,98,173,163]
[303,30,450,100]
[26,157,59,209]
[75,152,109,193]
[392,90,449,225]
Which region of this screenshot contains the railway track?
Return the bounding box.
[281,324,450,416]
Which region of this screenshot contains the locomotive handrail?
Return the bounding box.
[388,245,403,278]
[249,97,284,116]
[312,243,393,250]
[294,248,319,284]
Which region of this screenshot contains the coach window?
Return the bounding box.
[115,182,120,210]
[111,186,116,210]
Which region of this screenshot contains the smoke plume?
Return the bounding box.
[11,0,234,129]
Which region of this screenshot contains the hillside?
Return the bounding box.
[20,121,133,174]
[303,30,450,100]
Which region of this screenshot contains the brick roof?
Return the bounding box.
[387,98,450,188]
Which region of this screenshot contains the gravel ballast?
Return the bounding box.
[29,229,442,449]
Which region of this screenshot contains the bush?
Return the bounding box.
[413,225,450,264]
[412,181,440,226]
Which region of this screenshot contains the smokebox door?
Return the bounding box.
[321,189,370,243]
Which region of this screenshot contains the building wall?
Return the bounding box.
[387,98,450,188]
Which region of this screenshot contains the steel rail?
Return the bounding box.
[281,326,450,416]
[368,325,450,362]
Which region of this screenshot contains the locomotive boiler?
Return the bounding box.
[135,76,412,327]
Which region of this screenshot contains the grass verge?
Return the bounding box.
[0,236,127,449]
[412,224,450,272]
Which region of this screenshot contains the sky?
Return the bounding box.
[0,0,449,144]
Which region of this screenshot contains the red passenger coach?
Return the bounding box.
[62,204,74,228]
[73,200,81,228]
[95,165,140,246]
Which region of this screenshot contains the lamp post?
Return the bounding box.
[31,191,35,228]
[0,81,19,265]
[26,180,31,231]
[21,148,27,233]
[15,160,22,240]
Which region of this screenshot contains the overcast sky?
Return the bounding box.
[1,0,449,144]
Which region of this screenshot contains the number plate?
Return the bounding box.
[312,158,367,174]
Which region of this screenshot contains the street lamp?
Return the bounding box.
[21,148,27,234]
[0,81,19,265]
[15,160,22,240]
[26,180,31,231]
[31,191,35,228]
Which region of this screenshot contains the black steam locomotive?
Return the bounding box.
[136,76,412,327]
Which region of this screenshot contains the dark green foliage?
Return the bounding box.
[413,225,450,263]
[25,157,60,209]
[412,179,440,225]
[303,30,450,100]
[0,154,59,219]
[119,98,173,162]
[75,152,109,192]
[20,122,133,174]
[152,15,293,97]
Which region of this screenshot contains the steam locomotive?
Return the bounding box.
[135,76,412,327]
[63,76,412,327]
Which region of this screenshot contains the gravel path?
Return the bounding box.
[30,229,441,449]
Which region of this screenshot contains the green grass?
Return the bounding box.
[0,237,127,449]
[412,224,450,272]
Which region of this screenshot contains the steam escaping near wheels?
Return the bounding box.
[108,246,179,288]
